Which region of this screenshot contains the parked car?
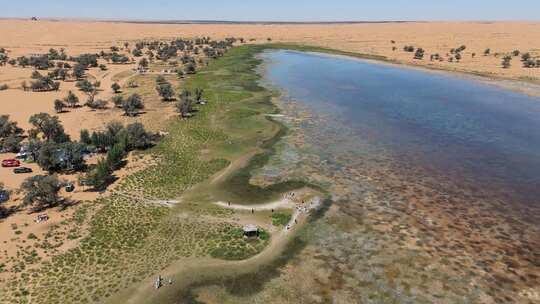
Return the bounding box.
[13,167,32,174]
[1,159,20,167]
[0,190,9,203]
[65,183,75,192]
[15,152,28,159]
[35,214,49,223]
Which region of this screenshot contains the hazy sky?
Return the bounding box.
[1,0,539,21]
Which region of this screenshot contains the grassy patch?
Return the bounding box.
[271,212,292,227]
[3,45,304,304]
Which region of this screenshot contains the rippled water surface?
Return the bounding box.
[262,50,540,210]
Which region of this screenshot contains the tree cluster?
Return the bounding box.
[21,174,64,212]
[121,94,145,117]
[414,48,425,60]
[155,76,175,101]
[81,121,156,188]
[28,71,61,92]
[0,115,24,152]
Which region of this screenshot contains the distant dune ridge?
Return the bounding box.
[0,19,539,82]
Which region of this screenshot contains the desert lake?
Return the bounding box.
[262,50,540,214]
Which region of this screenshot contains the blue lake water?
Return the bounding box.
[261,50,540,210]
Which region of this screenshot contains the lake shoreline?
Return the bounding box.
[264,43,540,98]
[255,49,540,303]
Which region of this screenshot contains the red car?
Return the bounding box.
[1,159,20,167]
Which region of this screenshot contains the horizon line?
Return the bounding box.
[0,16,536,24]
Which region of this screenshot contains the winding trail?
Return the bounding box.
[214,198,294,211]
[109,195,322,304]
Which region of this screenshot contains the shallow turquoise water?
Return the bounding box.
[262,50,540,209]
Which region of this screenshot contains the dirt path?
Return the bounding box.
[209,149,260,185]
[87,64,136,100]
[214,198,294,211]
[109,195,322,304]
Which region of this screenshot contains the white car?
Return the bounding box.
[15,152,28,159]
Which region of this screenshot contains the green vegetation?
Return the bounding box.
[122,93,145,117]
[4,44,294,303]
[0,115,24,152]
[21,175,63,211]
[210,228,268,260]
[271,212,292,227]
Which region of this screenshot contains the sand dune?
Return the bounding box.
[1,19,539,81]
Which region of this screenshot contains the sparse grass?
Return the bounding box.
[271,212,291,227]
[2,44,299,303]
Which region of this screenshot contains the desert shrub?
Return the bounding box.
[502,55,512,68]
[414,48,425,60]
[122,94,144,117]
[403,45,415,52]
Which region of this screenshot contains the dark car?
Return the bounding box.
[0,190,9,203]
[13,167,33,174]
[65,183,75,192]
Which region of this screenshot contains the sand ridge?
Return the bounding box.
[0,19,539,81]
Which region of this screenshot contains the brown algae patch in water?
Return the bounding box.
[188,89,540,303]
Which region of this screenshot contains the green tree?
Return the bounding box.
[156,82,175,101]
[184,63,196,74]
[76,79,94,93]
[77,80,98,102]
[155,75,167,84]
[521,52,531,62]
[80,129,91,145]
[414,48,425,60]
[176,90,193,118]
[54,99,65,113]
[195,88,204,103]
[36,141,86,172]
[64,91,80,108]
[126,122,153,149]
[86,99,108,110]
[73,63,86,79]
[111,82,121,93]
[0,115,23,140]
[106,139,127,170]
[176,70,184,79]
[90,131,116,151]
[84,158,112,189]
[122,94,144,117]
[502,55,512,69]
[106,121,124,138]
[0,182,12,218]
[2,134,22,153]
[112,95,124,108]
[28,113,70,143]
[21,175,63,211]
[138,57,149,68]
